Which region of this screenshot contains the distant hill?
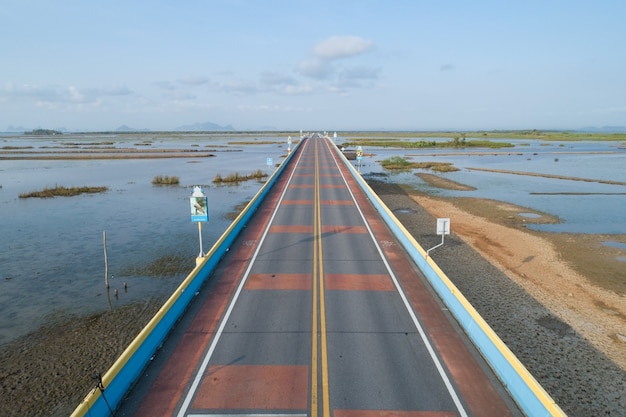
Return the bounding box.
[116,125,150,132]
[5,125,28,133]
[5,125,68,133]
[174,121,235,131]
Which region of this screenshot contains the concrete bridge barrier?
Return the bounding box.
[70,141,302,417]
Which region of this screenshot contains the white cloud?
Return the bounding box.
[296,35,380,92]
[312,35,374,60]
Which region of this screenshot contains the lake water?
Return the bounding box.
[1,133,625,345]
[356,138,626,234]
[0,133,287,345]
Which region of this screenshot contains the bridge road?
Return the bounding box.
[119,135,521,417]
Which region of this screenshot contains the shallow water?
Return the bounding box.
[359,138,626,234]
[1,134,625,345]
[0,133,288,344]
[603,241,626,249]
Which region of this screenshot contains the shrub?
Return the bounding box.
[152,175,180,185]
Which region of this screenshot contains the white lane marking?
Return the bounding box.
[325,139,469,417]
[175,140,311,417]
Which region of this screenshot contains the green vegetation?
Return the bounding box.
[213,169,268,184]
[227,140,283,145]
[25,129,63,135]
[152,175,180,185]
[226,201,250,220]
[120,255,192,277]
[412,162,459,172]
[19,185,108,198]
[380,156,413,169]
[462,139,513,148]
[61,141,116,146]
[344,130,626,142]
[380,156,459,172]
[344,136,513,149]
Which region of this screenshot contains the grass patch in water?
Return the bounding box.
[226,201,251,220]
[345,137,514,149]
[213,169,267,184]
[120,255,193,277]
[227,140,283,145]
[19,185,108,198]
[380,156,412,169]
[152,175,180,185]
[381,156,458,172]
[412,162,459,172]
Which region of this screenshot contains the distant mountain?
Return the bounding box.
[116,125,150,132]
[578,126,626,133]
[174,121,235,131]
[5,125,28,132]
[6,126,68,133]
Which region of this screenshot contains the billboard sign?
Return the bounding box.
[190,186,209,222]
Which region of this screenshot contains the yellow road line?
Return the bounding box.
[311,139,319,416]
[317,140,331,417]
[311,138,331,417]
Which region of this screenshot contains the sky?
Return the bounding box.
[1,0,626,132]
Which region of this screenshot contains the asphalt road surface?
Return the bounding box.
[118,135,522,417]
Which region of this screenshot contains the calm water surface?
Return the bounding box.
[0,133,287,344]
[358,138,626,234]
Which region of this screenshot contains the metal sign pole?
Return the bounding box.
[426,218,450,258]
[197,222,204,257]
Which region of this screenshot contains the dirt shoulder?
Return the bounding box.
[410,192,626,370]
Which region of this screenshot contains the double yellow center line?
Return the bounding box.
[311,139,330,417]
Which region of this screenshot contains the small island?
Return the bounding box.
[24,129,63,135]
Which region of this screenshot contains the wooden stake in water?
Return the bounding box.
[103,231,109,289]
